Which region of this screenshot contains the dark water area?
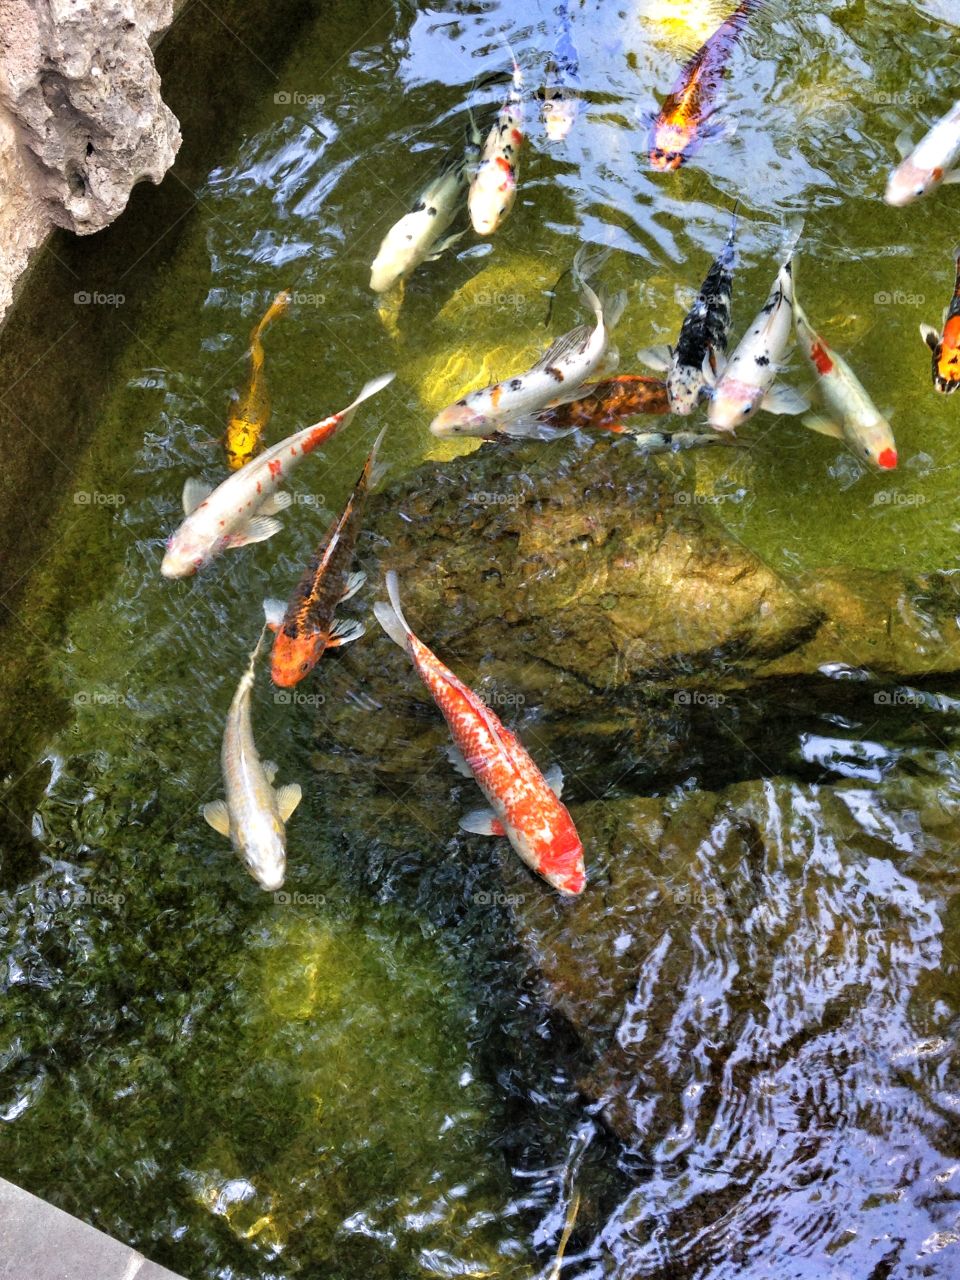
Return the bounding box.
[2,1,960,1277]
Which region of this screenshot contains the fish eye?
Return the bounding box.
[300,661,309,672]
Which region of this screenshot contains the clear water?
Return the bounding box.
[2,1,960,1277]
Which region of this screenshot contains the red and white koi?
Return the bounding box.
[160,374,394,578]
[921,246,960,394]
[707,223,809,432]
[202,625,302,892]
[374,571,585,896]
[885,98,960,207]
[469,48,524,236]
[649,0,767,173]
[430,248,625,437]
[370,119,481,293]
[793,293,897,470]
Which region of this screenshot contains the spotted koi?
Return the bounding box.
[469,47,524,235]
[921,246,960,394]
[649,0,767,172]
[374,571,585,895]
[161,374,394,578]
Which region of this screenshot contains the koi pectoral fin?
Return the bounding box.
[638,344,673,373]
[445,744,476,779]
[340,571,366,603]
[426,230,467,261]
[942,169,960,185]
[761,383,810,416]
[920,323,941,351]
[460,808,506,838]
[263,760,279,785]
[802,412,845,441]
[226,515,283,548]
[275,782,302,824]
[202,800,231,838]
[895,128,913,160]
[326,617,365,648]
[263,597,287,632]
[543,764,564,798]
[258,491,292,516]
[183,478,214,515]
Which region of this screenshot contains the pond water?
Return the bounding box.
[2,1,960,1277]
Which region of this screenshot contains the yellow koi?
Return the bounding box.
[224,290,291,470]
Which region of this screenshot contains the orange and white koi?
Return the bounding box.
[225,290,291,471]
[469,48,524,235]
[794,293,897,470]
[202,625,302,892]
[430,248,625,436]
[161,374,394,578]
[263,428,386,686]
[374,571,585,896]
[921,246,960,394]
[707,222,808,432]
[649,0,767,173]
[885,99,960,207]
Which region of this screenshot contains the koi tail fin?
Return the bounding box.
[373,570,413,652]
[250,289,292,345]
[364,425,389,491]
[781,216,804,266]
[572,244,627,332]
[323,373,396,436]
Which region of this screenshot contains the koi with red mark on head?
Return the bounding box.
[224,290,291,471]
[794,291,897,470]
[160,374,394,579]
[649,0,767,173]
[263,428,386,686]
[469,45,524,236]
[921,247,960,395]
[374,572,585,896]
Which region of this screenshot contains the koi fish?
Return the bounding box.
[707,222,809,432]
[482,375,670,439]
[263,428,386,687]
[885,99,960,207]
[540,1,580,142]
[161,373,394,578]
[224,290,291,471]
[649,0,767,172]
[369,120,481,293]
[430,247,626,436]
[921,246,960,394]
[202,625,302,892]
[639,204,739,414]
[469,47,524,235]
[794,293,897,470]
[374,571,585,895]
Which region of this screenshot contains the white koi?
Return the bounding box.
[707,222,809,432]
[430,247,626,437]
[794,294,898,471]
[469,48,525,236]
[202,626,302,892]
[885,98,960,207]
[369,120,481,293]
[161,373,394,578]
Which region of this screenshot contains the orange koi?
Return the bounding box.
[263,429,386,687]
[921,247,960,394]
[649,0,767,172]
[374,572,586,896]
[533,375,671,432]
[225,290,291,470]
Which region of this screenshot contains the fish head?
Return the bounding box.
[542,826,586,897]
[468,161,516,236]
[429,399,496,437]
[271,630,325,687]
[244,827,287,892]
[885,159,937,207]
[707,377,761,432]
[161,530,205,578]
[649,119,689,172]
[851,416,898,471]
[541,91,576,142]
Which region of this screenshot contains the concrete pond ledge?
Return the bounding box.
[0,1177,187,1280]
